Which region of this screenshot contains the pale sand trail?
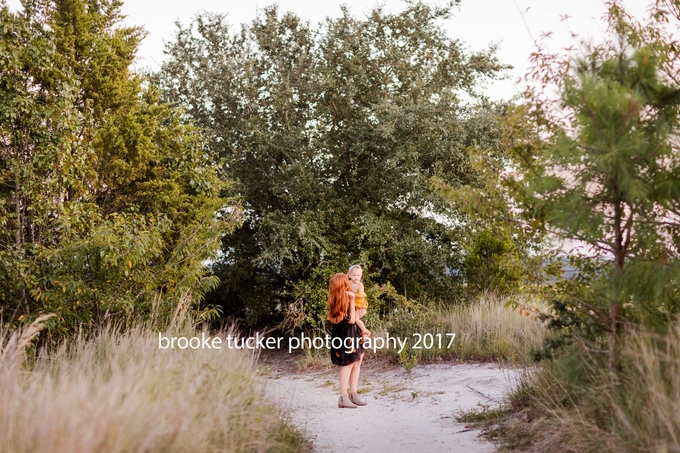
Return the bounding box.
[265,361,520,453]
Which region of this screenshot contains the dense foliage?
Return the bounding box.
[158,2,514,329]
[0,0,236,337]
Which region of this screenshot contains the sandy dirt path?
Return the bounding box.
[264,360,520,453]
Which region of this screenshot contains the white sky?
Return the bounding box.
[7,0,651,100]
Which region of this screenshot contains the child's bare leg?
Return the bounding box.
[349,353,364,394]
[339,364,352,395]
[356,318,370,336]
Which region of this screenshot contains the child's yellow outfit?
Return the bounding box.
[354,291,368,345]
[354,291,368,311]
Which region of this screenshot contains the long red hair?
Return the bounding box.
[328,273,350,324]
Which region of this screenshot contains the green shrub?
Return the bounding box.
[464,227,523,295]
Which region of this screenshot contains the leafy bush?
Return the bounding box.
[464,227,523,295]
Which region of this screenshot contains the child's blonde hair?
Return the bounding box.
[348,264,362,273]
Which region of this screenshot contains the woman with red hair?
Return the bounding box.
[328,273,367,408]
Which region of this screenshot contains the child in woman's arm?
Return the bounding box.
[348,264,370,337]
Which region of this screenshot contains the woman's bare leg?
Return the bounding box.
[349,353,364,394]
[339,364,352,395]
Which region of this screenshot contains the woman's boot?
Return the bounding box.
[349,392,367,406]
[338,394,358,408]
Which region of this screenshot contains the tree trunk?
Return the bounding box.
[15,169,21,249]
[609,200,625,374]
[15,167,29,314]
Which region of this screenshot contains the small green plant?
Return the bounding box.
[378,380,408,397]
[457,403,512,425]
[398,348,418,371]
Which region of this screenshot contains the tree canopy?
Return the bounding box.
[158,2,511,329]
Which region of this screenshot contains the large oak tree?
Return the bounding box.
[159,2,509,329]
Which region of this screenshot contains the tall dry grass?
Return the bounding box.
[0,313,304,453]
[503,320,680,453]
[436,293,548,363]
[366,292,549,366]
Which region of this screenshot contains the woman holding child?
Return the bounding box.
[327,265,370,408]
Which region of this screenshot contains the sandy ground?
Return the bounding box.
[264,358,521,453]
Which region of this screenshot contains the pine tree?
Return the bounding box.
[507,40,680,370]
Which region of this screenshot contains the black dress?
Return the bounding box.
[330,305,363,366]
